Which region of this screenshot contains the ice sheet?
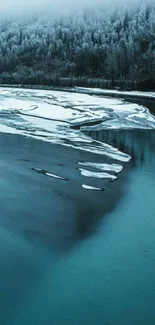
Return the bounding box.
[0,86,154,166]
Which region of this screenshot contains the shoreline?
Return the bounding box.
[0,83,155,101]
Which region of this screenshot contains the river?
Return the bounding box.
[0,88,155,325]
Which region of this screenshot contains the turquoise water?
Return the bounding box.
[1,129,154,325]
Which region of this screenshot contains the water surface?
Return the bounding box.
[0,92,155,325]
[13,129,155,325]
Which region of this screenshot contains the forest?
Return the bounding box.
[0,2,155,89]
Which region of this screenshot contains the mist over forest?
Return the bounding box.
[0,0,155,89]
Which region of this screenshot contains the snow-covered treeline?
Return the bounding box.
[0,2,155,89]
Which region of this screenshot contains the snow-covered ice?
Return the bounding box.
[0,86,154,167]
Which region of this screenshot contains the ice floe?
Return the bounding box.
[82,184,103,191]
[79,168,117,181]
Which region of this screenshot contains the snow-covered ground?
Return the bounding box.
[0,86,155,186]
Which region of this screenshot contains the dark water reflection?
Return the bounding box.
[84,128,155,167]
[0,132,128,255]
[8,121,155,325]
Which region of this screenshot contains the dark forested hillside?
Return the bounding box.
[0,2,155,89]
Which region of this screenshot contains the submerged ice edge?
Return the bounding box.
[32,168,68,180]
[0,121,131,163]
[78,162,123,173]
[79,168,117,181]
[82,184,103,191]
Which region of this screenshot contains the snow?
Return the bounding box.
[0,97,75,121]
